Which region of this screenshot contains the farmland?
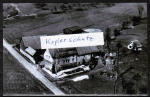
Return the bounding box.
[3,47,53,95]
[3,3,147,95]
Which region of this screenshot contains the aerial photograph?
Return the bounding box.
[3,3,147,96]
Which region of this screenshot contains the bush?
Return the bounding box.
[60,4,68,10]
[88,68,114,79]
[68,4,73,9]
[88,70,105,79]
[132,16,141,26]
[104,27,111,41]
[4,5,19,17]
[33,3,47,8]
[88,70,97,78]
[114,28,121,37]
[3,11,8,19]
[122,18,133,30]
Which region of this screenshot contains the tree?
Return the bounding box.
[122,18,133,29]
[68,4,72,9]
[138,5,144,19]
[6,5,19,17]
[54,6,57,12]
[34,3,46,8]
[116,42,122,73]
[60,3,68,10]
[114,28,121,37]
[105,27,111,53]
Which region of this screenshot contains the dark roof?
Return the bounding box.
[21,35,47,49]
[58,48,76,51]
[49,46,100,58]
[64,26,82,31]
[49,49,59,58]
[49,48,77,58]
[76,46,100,55]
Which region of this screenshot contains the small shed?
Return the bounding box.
[63,26,84,34]
[25,46,36,56]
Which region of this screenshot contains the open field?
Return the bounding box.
[3,47,53,95]
[3,3,147,95]
[3,3,147,44]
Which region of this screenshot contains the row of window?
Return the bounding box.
[63,58,75,63]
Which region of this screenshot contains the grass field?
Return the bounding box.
[3,47,53,95]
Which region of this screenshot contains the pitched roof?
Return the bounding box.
[25,46,36,56]
[76,46,100,55]
[49,46,100,58]
[21,35,47,49]
[49,49,59,58]
[49,48,77,58]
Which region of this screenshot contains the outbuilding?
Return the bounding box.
[63,26,84,34]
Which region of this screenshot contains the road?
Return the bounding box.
[3,39,65,95]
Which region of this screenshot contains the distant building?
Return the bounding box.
[63,26,84,34]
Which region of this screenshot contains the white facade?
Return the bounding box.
[43,49,92,71]
[44,49,54,63]
[76,54,91,64]
[43,49,54,70]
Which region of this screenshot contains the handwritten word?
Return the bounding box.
[45,35,93,46]
[40,32,104,49]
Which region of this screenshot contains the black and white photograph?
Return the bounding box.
[3,3,147,96]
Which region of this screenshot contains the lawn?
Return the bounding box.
[58,77,115,94]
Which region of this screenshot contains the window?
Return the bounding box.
[46,55,49,58]
[66,59,70,63]
[66,60,68,63]
[72,58,74,62]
